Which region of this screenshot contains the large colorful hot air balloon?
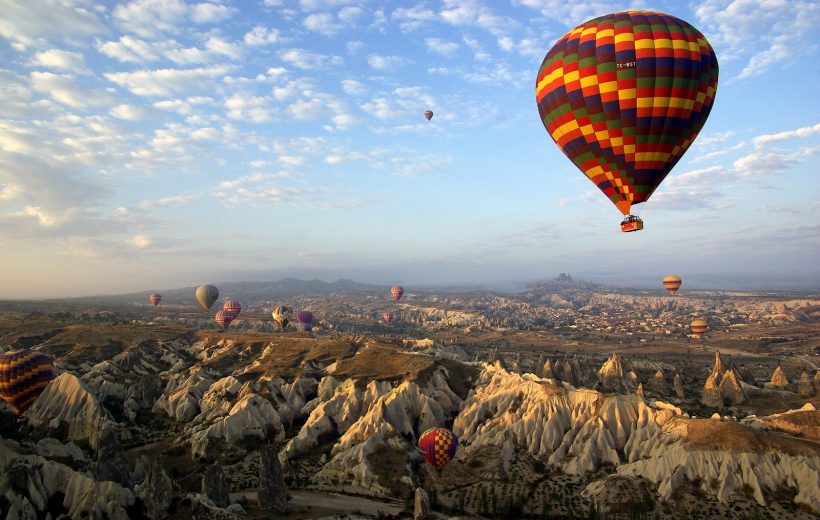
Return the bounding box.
[272,305,292,330]
[663,275,682,295]
[196,284,219,311]
[215,310,233,330]
[383,311,394,323]
[424,110,434,121]
[418,427,458,471]
[535,11,719,232]
[690,319,708,338]
[223,299,241,318]
[149,293,162,306]
[391,286,404,301]
[297,310,314,332]
[0,349,54,416]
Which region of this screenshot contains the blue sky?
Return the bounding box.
[0,0,818,298]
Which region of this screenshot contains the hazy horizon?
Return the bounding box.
[1,1,818,300]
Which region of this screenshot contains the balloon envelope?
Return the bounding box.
[296,310,313,324]
[272,305,292,329]
[424,110,433,121]
[149,293,161,306]
[662,275,682,295]
[223,299,241,318]
[383,312,394,323]
[390,286,404,301]
[215,310,233,330]
[0,349,54,416]
[418,427,458,471]
[536,11,719,217]
[196,284,219,310]
[690,319,708,337]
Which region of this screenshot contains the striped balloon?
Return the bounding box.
[149,293,162,306]
[390,286,404,301]
[0,349,54,416]
[690,319,708,338]
[223,299,241,318]
[383,311,394,323]
[536,11,718,217]
[215,310,233,330]
[662,275,682,295]
[418,427,458,471]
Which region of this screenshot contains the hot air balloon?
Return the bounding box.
[424,110,434,121]
[215,310,233,330]
[535,11,719,232]
[383,311,394,323]
[690,319,708,338]
[223,299,241,318]
[272,305,292,330]
[297,310,314,332]
[418,427,458,471]
[663,275,682,295]
[196,284,219,311]
[391,286,404,301]
[149,293,162,306]
[0,349,54,416]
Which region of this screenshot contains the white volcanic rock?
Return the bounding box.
[647,370,668,396]
[0,439,135,519]
[189,394,285,458]
[33,438,86,463]
[153,368,215,422]
[597,353,630,392]
[26,373,113,449]
[673,374,684,398]
[452,365,820,510]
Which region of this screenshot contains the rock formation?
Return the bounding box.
[88,429,133,488]
[770,366,789,389]
[413,487,431,520]
[203,463,230,508]
[702,351,747,407]
[673,373,684,398]
[647,370,669,396]
[258,445,287,514]
[541,358,555,379]
[138,459,174,519]
[798,372,815,397]
[597,353,629,391]
[636,383,645,398]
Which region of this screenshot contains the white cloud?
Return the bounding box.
[439,0,518,36]
[279,48,343,70]
[425,38,459,57]
[32,49,87,71]
[225,93,276,123]
[165,37,242,64]
[244,26,281,46]
[128,234,152,248]
[304,13,343,35]
[104,66,233,96]
[392,4,436,32]
[153,96,215,115]
[139,194,197,208]
[97,36,164,63]
[341,79,366,96]
[367,54,404,70]
[113,0,235,39]
[338,6,365,24]
[30,72,113,108]
[753,123,820,149]
[109,104,148,120]
[0,0,105,48]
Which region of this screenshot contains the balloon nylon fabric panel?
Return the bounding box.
[0,349,54,415]
[418,428,458,470]
[536,11,718,215]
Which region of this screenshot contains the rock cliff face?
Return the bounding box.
[453,365,820,511]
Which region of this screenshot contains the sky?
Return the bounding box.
[0,0,819,298]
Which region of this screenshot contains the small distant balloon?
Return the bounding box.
[215,310,233,330]
[272,305,292,330]
[0,349,54,416]
[383,311,394,323]
[690,319,708,338]
[663,276,682,295]
[149,293,162,306]
[223,299,241,318]
[196,284,219,310]
[424,110,433,121]
[297,310,314,332]
[391,286,404,301]
[418,427,457,471]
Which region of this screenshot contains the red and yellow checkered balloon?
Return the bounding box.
[536,11,718,216]
[418,427,458,471]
